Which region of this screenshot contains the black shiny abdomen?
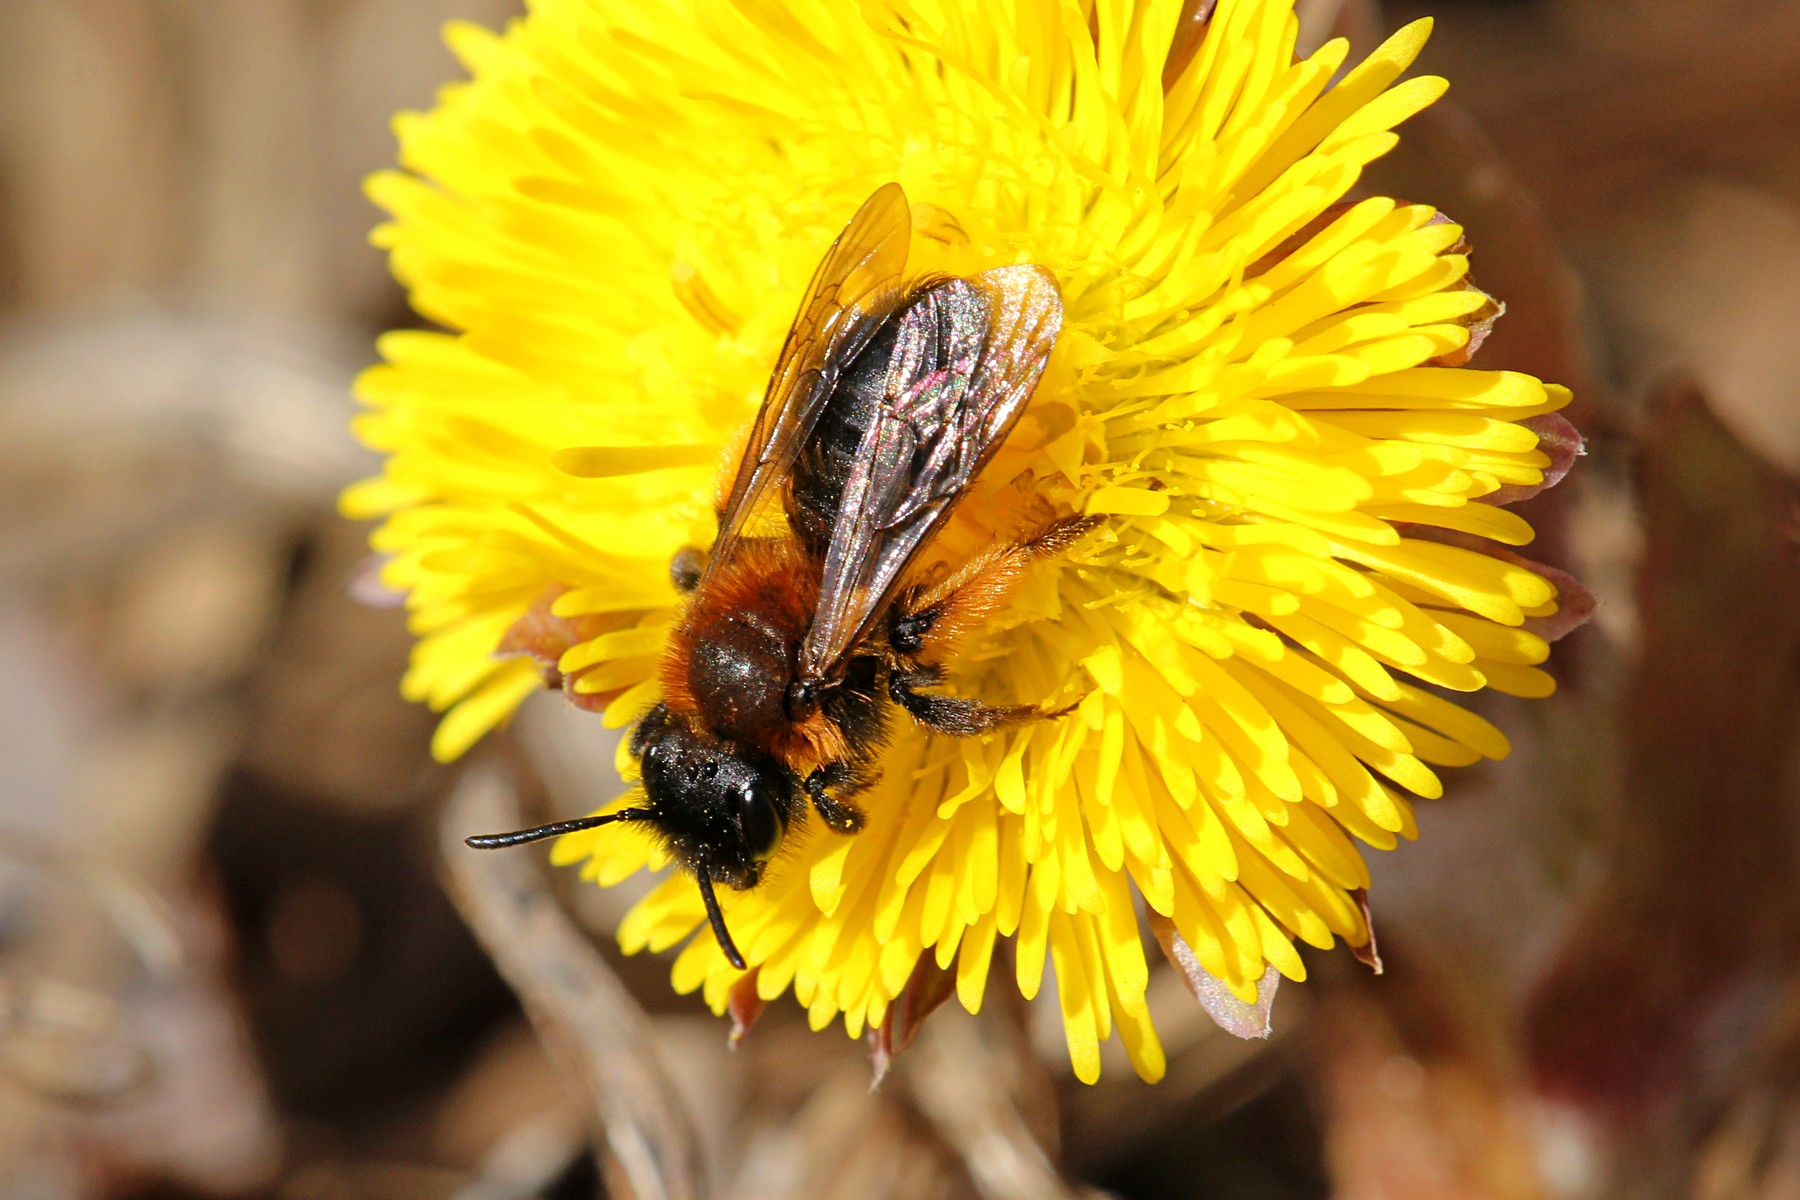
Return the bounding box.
[786,306,908,553]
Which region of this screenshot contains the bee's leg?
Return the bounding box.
[889,515,1101,661]
[803,764,867,834]
[890,667,1057,736]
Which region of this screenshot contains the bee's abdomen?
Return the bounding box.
[787,309,904,552]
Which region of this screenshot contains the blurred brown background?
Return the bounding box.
[1,1,1797,1197]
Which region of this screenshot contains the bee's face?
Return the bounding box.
[635,708,792,889]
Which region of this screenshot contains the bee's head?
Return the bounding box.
[632,707,793,890]
[466,705,795,971]
[616,705,796,969]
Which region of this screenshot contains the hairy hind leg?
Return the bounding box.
[888,514,1101,659]
[885,515,1099,736]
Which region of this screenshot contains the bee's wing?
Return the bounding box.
[798,265,1064,682]
[704,184,912,582]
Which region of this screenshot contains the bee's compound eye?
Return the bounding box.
[737,782,785,863]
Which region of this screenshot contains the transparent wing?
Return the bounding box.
[797,265,1064,681]
[703,184,912,583]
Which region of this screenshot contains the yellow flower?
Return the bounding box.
[347,0,1579,1083]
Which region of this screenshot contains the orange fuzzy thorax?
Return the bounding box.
[660,538,845,773]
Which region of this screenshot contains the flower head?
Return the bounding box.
[349,0,1579,1082]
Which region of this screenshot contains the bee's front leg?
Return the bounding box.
[803,765,867,834]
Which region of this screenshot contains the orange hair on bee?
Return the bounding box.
[660,537,846,773]
[902,515,1099,653]
[661,538,815,713]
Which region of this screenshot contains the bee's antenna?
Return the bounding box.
[464,809,647,850]
[692,856,747,971]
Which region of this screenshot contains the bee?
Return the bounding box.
[469,184,1096,968]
